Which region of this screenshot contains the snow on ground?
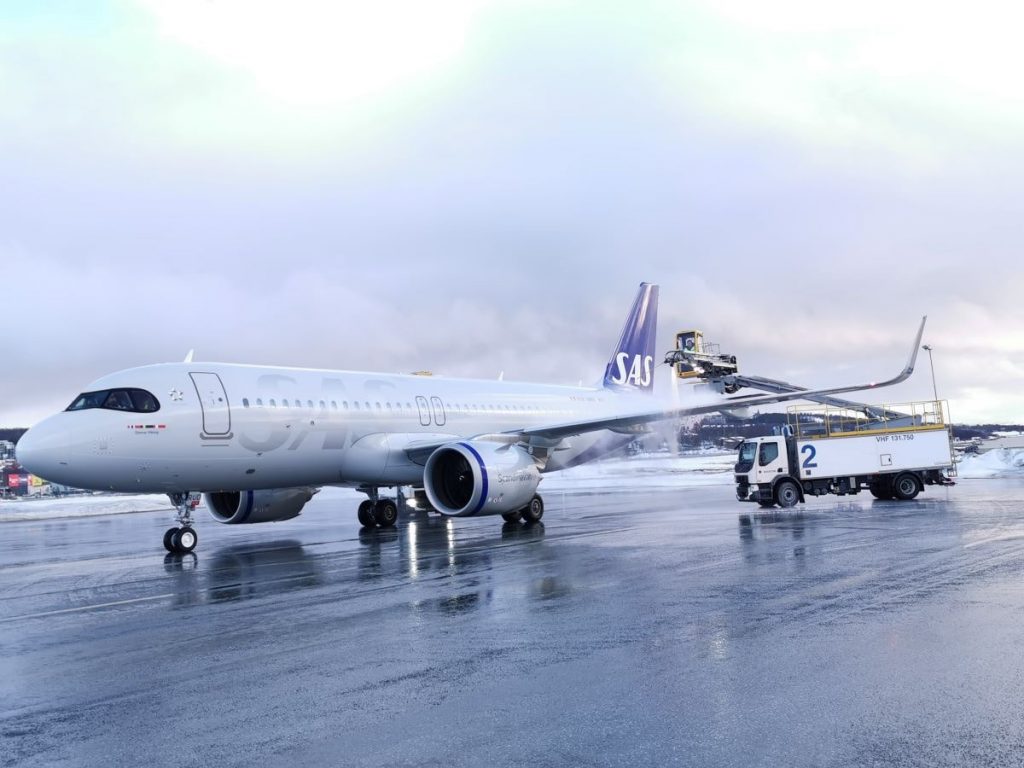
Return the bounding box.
[539,450,736,490]
[3,449,1017,521]
[0,493,172,522]
[957,449,1024,479]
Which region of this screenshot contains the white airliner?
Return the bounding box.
[16,284,925,554]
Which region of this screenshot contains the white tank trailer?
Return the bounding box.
[735,401,955,508]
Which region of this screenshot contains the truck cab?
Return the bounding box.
[735,436,801,507]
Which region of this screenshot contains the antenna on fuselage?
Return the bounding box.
[183,349,195,363]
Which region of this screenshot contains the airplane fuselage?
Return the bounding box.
[21,362,649,494]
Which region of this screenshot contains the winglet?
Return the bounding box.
[184,349,195,364]
[901,316,927,378]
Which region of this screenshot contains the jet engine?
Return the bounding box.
[424,441,540,517]
[205,488,318,524]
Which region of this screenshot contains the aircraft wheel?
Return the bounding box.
[375,499,399,528]
[775,480,800,508]
[520,494,544,523]
[163,527,180,553]
[174,526,198,554]
[501,512,521,523]
[357,500,376,528]
[892,473,921,501]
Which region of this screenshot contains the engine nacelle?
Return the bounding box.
[205,488,318,524]
[424,441,540,517]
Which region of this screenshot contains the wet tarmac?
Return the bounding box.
[2,480,1024,767]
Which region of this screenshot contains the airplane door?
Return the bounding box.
[430,396,446,427]
[415,396,430,426]
[190,372,232,436]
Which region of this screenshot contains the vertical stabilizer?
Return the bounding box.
[602,282,659,394]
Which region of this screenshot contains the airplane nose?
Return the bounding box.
[16,419,71,482]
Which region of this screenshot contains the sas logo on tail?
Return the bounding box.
[611,354,653,387]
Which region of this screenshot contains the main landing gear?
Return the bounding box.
[501,494,544,524]
[165,492,200,554]
[357,487,400,530]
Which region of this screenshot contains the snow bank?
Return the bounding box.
[0,493,171,522]
[957,448,1024,479]
[540,451,736,490]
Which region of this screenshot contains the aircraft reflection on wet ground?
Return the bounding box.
[159,511,550,614]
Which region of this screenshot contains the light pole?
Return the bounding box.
[922,344,938,402]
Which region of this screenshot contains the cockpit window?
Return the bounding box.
[67,391,109,411]
[66,388,161,413]
[129,389,159,412]
[104,390,134,410]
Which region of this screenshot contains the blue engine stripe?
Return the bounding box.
[459,442,488,516]
[238,490,255,523]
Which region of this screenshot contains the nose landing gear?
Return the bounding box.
[165,492,201,553]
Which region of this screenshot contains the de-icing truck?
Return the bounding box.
[735,401,955,508]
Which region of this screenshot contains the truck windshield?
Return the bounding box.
[736,441,757,472]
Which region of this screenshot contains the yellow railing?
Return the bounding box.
[787,400,949,440]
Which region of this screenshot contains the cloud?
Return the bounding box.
[1,2,1022,427]
[656,1,1024,168]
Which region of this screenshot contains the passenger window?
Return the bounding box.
[758,442,780,466]
[308,400,314,408]
[270,399,277,407]
[319,400,326,409]
[375,402,381,410]
[353,401,360,410]
[257,398,263,406]
[283,399,290,407]
[242,398,250,408]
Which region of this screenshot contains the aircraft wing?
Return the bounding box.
[720,374,910,419]
[520,316,926,442]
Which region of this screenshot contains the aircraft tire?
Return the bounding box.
[892,473,921,501]
[375,499,399,528]
[163,527,179,553]
[775,480,800,508]
[501,512,521,523]
[357,500,376,528]
[175,526,198,554]
[521,494,544,523]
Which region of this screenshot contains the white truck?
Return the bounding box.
[735,401,955,508]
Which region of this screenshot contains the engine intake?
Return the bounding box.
[205,487,318,524]
[424,441,540,517]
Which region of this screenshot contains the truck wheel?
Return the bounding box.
[775,480,800,508]
[892,473,921,501]
[868,483,892,501]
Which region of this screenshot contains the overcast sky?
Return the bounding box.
[3,1,1022,426]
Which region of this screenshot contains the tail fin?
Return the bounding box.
[602,282,659,394]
